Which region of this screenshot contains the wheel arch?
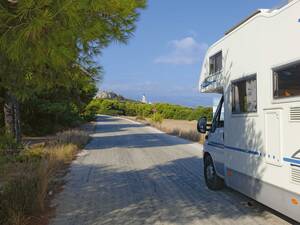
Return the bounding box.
[203,151,212,163]
[203,151,225,178]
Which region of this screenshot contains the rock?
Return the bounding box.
[95,91,125,100]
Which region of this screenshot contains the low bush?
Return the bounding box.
[168,129,201,142]
[135,115,145,121]
[150,113,163,124]
[0,133,22,154]
[0,161,49,225]
[85,99,213,121]
[54,129,90,148]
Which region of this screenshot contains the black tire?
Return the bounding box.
[204,155,224,190]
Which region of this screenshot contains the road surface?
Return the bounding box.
[50,115,293,225]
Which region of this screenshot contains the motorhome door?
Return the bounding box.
[207,96,225,177]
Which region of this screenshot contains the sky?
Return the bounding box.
[97,0,284,107]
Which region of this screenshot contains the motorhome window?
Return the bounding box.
[209,51,222,75]
[232,76,257,114]
[211,96,224,132]
[273,62,300,99]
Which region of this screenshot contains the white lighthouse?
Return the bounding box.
[141,94,147,104]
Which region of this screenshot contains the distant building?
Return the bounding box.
[141,94,147,104]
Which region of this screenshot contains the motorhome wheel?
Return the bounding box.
[204,155,224,190]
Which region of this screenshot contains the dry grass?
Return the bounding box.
[153,125,206,143]
[135,115,145,121]
[0,129,90,225]
[0,160,51,225]
[125,117,206,144]
[167,128,201,142]
[53,129,90,148]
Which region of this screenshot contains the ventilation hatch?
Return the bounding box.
[291,166,300,185]
[290,107,300,121]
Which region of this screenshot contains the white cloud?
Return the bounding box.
[155,37,208,65]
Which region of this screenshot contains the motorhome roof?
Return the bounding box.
[225,0,296,36]
[224,10,262,36]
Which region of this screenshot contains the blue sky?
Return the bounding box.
[97,0,284,107]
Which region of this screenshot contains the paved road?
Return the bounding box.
[50,116,293,225]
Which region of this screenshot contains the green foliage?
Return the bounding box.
[0,0,146,138]
[85,99,213,121]
[21,75,97,136]
[0,0,146,97]
[150,113,163,124]
[18,148,46,162]
[0,93,4,128]
[0,133,22,152]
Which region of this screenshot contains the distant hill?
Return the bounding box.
[95,91,126,100]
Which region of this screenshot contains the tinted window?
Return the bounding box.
[232,75,257,114]
[273,62,300,99]
[209,51,222,75]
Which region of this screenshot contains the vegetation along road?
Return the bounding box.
[50,115,292,225]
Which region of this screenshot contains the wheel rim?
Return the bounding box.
[206,164,215,180]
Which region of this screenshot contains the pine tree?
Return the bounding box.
[0,0,146,142]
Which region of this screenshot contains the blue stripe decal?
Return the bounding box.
[207,142,224,149]
[283,157,300,165]
[225,145,260,155]
[207,143,300,165]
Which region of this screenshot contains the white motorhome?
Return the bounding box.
[197,0,300,222]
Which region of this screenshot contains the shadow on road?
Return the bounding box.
[85,132,191,150]
[51,115,294,225]
[52,156,292,225]
[85,116,191,150]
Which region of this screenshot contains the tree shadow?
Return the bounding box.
[50,115,295,225]
[51,156,293,225]
[96,115,120,123]
[85,116,192,150]
[85,132,192,150]
[94,123,147,134]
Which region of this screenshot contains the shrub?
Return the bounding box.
[150,113,163,124]
[85,99,213,122]
[21,99,86,136]
[54,129,90,148]
[0,133,22,154]
[47,144,78,164]
[0,161,49,225]
[136,115,145,121]
[18,147,46,162]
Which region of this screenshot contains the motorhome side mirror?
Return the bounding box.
[197,117,208,134]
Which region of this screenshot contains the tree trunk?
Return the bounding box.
[13,96,21,143]
[4,92,15,137]
[3,91,21,144]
